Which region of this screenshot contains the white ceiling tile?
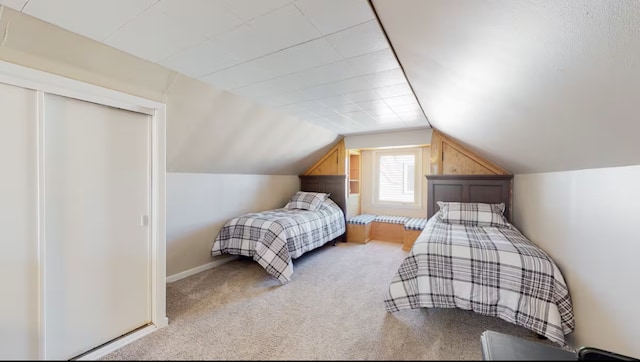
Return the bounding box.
[364,68,407,88]
[384,94,419,106]
[104,6,207,62]
[317,96,355,107]
[0,0,27,11]
[329,115,368,131]
[286,90,325,103]
[370,113,403,124]
[326,20,388,58]
[342,110,375,124]
[333,103,362,113]
[246,4,321,50]
[345,89,380,103]
[366,104,397,118]
[390,104,422,114]
[294,0,374,35]
[329,76,373,95]
[201,38,342,89]
[234,60,359,98]
[154,0,243,38]
[22,0,157,41]
[160,38,243,78]
[347,48,400,76]
[354,99,388,111]
[223,0,291,21]
[388,102,422,114]
[375,83,413,98]
[304,82,345,99]
[212,5,320,62]
[203,25,265,61]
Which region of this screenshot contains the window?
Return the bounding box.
[373,148,422,206]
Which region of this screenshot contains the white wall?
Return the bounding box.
[166,173,300,278]
[513,165,640,359]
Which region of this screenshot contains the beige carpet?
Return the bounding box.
[101,240,566,360]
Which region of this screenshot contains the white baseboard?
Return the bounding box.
[75,324,158,360]
[166,256,238,283]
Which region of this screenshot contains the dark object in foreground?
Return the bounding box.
[578,346,638,361]
[481,330,639,361]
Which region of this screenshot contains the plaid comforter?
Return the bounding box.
[384,214,575,345]
[211,199,345,283]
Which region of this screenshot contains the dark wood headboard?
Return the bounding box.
[299,175,347,222]
[426,175,514,222]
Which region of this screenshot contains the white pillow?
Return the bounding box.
[437,201,509,228]
[285,191,329,211]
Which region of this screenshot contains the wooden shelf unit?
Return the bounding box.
[348,151,360,195]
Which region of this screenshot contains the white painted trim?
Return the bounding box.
[166,256,239,283]
[0,60,159,114]
[372,147,423,208]
[0,59,167,359]
[36,90,46,360]
[74,324,158,361]
[151,105,168,329]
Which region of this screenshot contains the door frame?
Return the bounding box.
[0,60,168,360]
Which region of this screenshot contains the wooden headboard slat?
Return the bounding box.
[426,175,514,222]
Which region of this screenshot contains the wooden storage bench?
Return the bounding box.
[347,214,429,250]
[346,214,376,244]
[371,215,410,244]
[402,217,429,251]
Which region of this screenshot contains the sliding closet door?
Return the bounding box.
[0,83,38,359]
[44,94,152,360]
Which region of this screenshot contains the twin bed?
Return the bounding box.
[384,175,575,345]
[211,174,575,346]
[211,175,347,284]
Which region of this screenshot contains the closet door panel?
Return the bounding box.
[44,94,151,360]
[0,83,38,359]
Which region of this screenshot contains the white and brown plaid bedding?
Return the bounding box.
[384,213,575,346]
[211,198,345,283]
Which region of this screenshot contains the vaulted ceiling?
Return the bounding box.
[2,0,639,174]
[1,0,429,135]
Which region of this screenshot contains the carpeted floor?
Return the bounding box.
[101,240,568,360]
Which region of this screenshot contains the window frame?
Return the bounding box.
[372,147,422,208]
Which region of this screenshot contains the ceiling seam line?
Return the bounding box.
[231,47,394,92]
[101,0,161,42]
[366,0,432,129]
[199,18,379,79]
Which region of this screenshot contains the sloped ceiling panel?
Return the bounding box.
[6,0,431,135]
[373,0,640,174]
[0,6,339,175]
[164,73,341,174]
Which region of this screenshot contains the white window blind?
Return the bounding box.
[373,148,421,206]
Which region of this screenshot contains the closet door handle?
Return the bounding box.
[140,214,149,227]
